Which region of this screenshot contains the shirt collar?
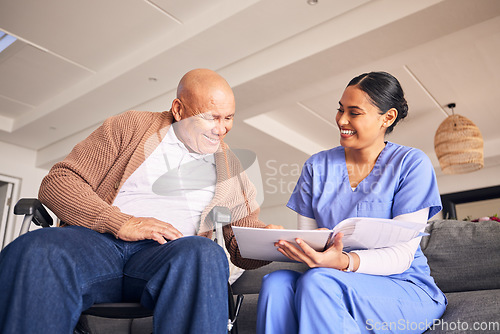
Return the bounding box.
[165,125,215,165]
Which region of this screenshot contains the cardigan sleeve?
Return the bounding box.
[38,112,147,236]
[205,144,270,269]
[223,207,271,270]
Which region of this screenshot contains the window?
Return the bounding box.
[0,31,17,54]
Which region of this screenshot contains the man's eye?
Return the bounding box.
[199,114,215,121]
[337,108,343,113]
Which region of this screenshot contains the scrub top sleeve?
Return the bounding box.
[393,150,442,219]
[287,162,315,219]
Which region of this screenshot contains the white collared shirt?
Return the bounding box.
[113,126,217,236]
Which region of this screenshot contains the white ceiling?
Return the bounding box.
[1,0,500,209]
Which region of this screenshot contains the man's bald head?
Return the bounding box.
[171,69,236,154]
[176,69,234,109]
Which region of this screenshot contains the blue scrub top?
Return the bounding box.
[287,142,446,303]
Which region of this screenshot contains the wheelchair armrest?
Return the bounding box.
[209,206,231,225]
[209,206,231,246]
[14,198,53,228]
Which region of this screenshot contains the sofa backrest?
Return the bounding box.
[421,219,500,293]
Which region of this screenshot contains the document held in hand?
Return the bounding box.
[232,217,428,262]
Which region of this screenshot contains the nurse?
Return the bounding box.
[256,72,447,334]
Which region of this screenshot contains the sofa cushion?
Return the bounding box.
[421,219,500,293]
[231,262,308,295]
[236,290,500,334]
[231,262,308,334]
[424,289,500,333]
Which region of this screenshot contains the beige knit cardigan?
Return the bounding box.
[39,110,269,269]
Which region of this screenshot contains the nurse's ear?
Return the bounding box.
[382,108,398,129]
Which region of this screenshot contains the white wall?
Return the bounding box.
[0,141,50,246]
[259,163,500,227]
[259,204,297,230]
[455,198,500,221]
[436,164,500,195]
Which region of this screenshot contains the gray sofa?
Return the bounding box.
[230,219,500,334]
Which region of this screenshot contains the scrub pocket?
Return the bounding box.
[356,201,393,218]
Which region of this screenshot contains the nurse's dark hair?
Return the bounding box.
[347,71,408,134]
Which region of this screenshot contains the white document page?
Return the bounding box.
[232,227,331,262]
[335,217,427,252]
[232,217,427,262]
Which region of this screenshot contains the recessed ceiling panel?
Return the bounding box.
[149,0,227,23]
[0,43,92,107]
[0,95,33,119]
[244,103,339,156]
[298,88,344,127]
[0,0,179,70]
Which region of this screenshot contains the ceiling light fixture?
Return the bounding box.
[434,103,484,174]
[404,65,484,174]
[307,0,318,5]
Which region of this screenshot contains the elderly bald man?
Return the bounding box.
[0,69,275,334]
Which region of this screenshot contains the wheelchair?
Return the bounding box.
[14,198,244,334]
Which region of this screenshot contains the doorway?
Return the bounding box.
[0,174,21,249]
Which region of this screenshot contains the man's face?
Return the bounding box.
[172,90,235,154]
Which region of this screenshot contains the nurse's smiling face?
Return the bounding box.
[336,85,391,151]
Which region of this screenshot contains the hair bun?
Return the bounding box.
[398,100,408,120]
[347,71,408,134]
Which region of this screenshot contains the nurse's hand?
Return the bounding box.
[275,232,350,270]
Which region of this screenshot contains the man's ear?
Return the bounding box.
[171,99,183,122]
[383,108,398,128]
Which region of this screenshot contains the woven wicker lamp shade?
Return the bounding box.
[434,111,484,174]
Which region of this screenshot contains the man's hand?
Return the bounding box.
[117,217,183,244]
[263,224,285,229]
